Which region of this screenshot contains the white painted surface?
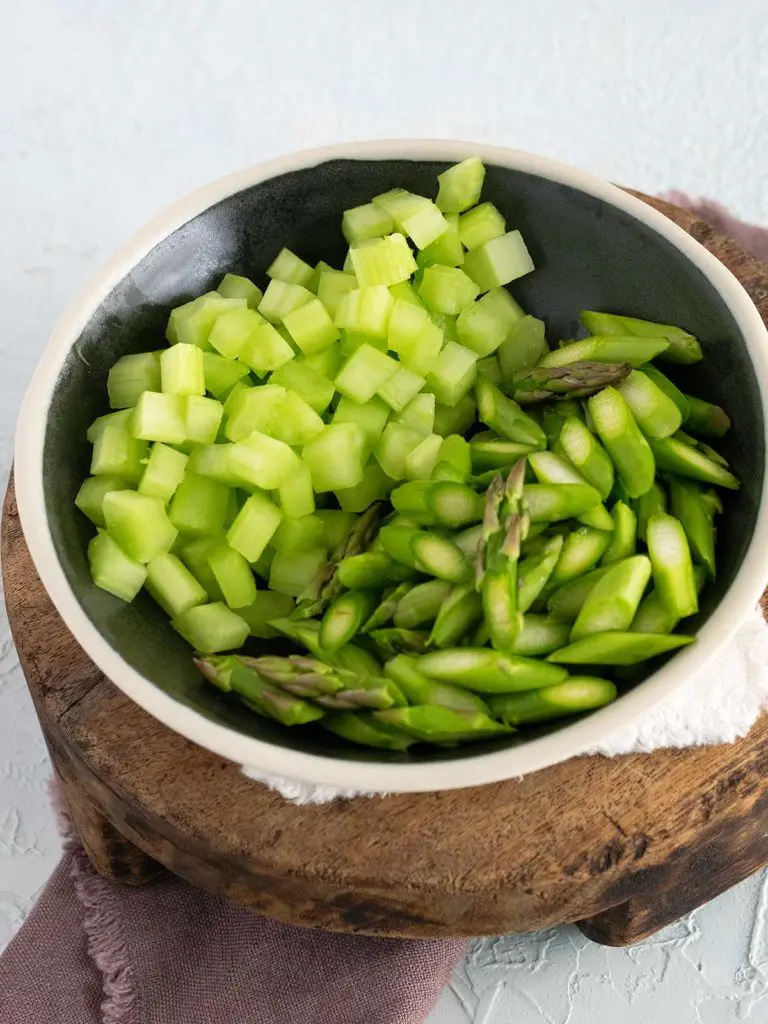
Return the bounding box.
[0,0,766,1019]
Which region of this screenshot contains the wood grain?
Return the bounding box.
[4,194,767,944]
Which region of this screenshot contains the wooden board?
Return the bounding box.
[4,194,767,945]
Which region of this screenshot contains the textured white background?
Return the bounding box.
[1,1,767,1020]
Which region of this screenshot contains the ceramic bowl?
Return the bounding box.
[15,140,768,792]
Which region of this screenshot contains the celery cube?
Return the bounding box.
[271,391,325,446]
[167,293,246,348]
[208,307,264,360]
[459,202,506,250]
[228,432,297,490]
[270,360,334,414]
[186,444,240,487]
[332,395,390,446]
[477,355,502,385]
[433,393,477,437]
[276,460,315,518]
[179,535,225,599]
[160,343,205,397]
[335,343,399,403]
[401,201,449,250]
[266,247,314,287]
[185,396,224,445]
[206,543,258,609]
[497,315,548,376]
[374,422,426,480]
[107,352,161,409]
[342,203,394,244]
[283,297,339,355]
[91,423,148,482]
[168,472,230,537]
[297,344,343,382]
[172,602,249,653]
[388,299,429,351]
[316,510,356,552]
[225,385,286,441]
[76,476,129,527]
[132,392,187,445]
[436,157,485,213]
[418,266,480,315]
[463,230,534,291]
[372,189,431,229]
[389,281,424,307]
[335,286,394,339]
[138,443,189,502]
[391,317,444,377]
[317,270,357,319]
[88,531,147,602]
[202,352,250,398]
[237,591,296,638]
[349,234,417,287]
[340,331,387,357]
[227,493,283,562]
[377,366,425,412]
[477,286,525,331]
[239,322,295,376]
[335,459,394,512]
[258,280,313,323]
[404,433,443,480]
[217,273,262,309]
[269,546,327,598]
[425,342,478,405]
[456,300,508,356]
[223,489,241,529]
[223,378,252,417]
[87,409,131,444]
[396,393,435,436]
[103,490,177,562]
[417,214,464,268]
[272,514,325,554]
[146,552,207,617]
[250,546,275,582]
[303,423,367,492]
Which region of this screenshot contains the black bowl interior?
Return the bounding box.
[43,157,764,769]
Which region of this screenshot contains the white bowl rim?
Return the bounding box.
[14,139,768,793]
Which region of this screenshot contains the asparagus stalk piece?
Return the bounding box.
[453,523,484,559]
[557,416,615,499]
[649,436,739,489]
[369,627,431,655]
[360,581,414,633]
[241,654,405,710]
[616,369,683,439]
[524,483,602,523]
[323,711,414,750]
[547,631,695,665]
[269,616,326,657]
[475,377,547,448]
[510,615,571,656]
[549,527,612,588]
[393,579,452,629]
[578,311,703,364]
[375,705,512,743]
[417,647,567,692]
[384,655,491,713]
[631,565,707,634]
[470,438,540,472]
[518,535,565,612]
[683,395,732,438]
[540,337,670,369]
[195,655,325,725]
[667,475,717,579]
[507,361,631,403]
[631,480,667,543]
[588,387,656,498]
[430,582,484,648]
[601,501,637,565]
[319,590,379,653]
[540,399,584,447]
[570,555,652,640]
[646,514,699,618]
[337,552,414,590]
[546,565,611,621]
[642,366,690,419]
[424,481,484,528]
[528,450,614,530]
[410,532,471,582]
[488,676,617,724]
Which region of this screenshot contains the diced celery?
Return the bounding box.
[271,391,325,446]
[340,331,388,357]
[88,531,147,601]
[459,202,506,250]
[372,189,431,227]
[335,343,399,403]
[270,360,334,415]
[316,510,356,552]
[208,307,264,360]
[332,394,390,446]
[131,392,187,445]
[456,299,508,357]
[225,385,286,441]
[206,543,258,609]
[87,409,131,444]
[335,459,393,512]
[91,423,148,482]
[167,293,246,348]
[266,247,314,287]
[223,378,252,418]
[436,157,485,213]
[107,352,161,409]
[297,344,343,383]
[388,298,429,349]
[374,422,425,480]
[201,352,249,398]
[377,365,425,412]
[497,314,547,376]
[438,434,472,477]
[463,230,534,291]
[276,460,315,518]
[433,393,477,437]
[308,260,333,294]
[223,487,241,529]
[391,316,444,376]
[226,492,283,562]
[185,396,224,445]
[316,269,357,319]
[168,472,230,537]
[160,343,205,396]
[217,273,262,309]
[258,280,313,323]
[269,546,327,598]
[239,322,295,375]
[335,286,394,339]
[227,432,297,490]
[237,591,295,638]
[179,535,225,600]
[425,342,478,405]
[303,423,367,492]
[172,602,249,653]
[349,233,417,287]
[401,201,449,249]
[396,393,435,435]
[417,213,464,268]
[138,443,189,502]
[103,490,177,562]
[389,280,424,306]
[283,297,339,355]
[342,203,394,244]
[146,552,207,617]
[477,356,502,384]
[272,513,325,553]
[418,266,480,315]
[404,433,443,480]
[76,476,129,526]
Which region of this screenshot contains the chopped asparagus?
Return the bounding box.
[384,655,490,713]
[588,387,656,498]
[508,361,631,403]
[417,647,567,692]
[547,631,695,665]
[578,311,703,364]
[476,377,547,448]
[571,555,652,639]
[601,501,637,565]
[375,705,511,743]
[668,475,717,579]
[646,514,699,618]
[489,677,617,724]
[683,395,732,438]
